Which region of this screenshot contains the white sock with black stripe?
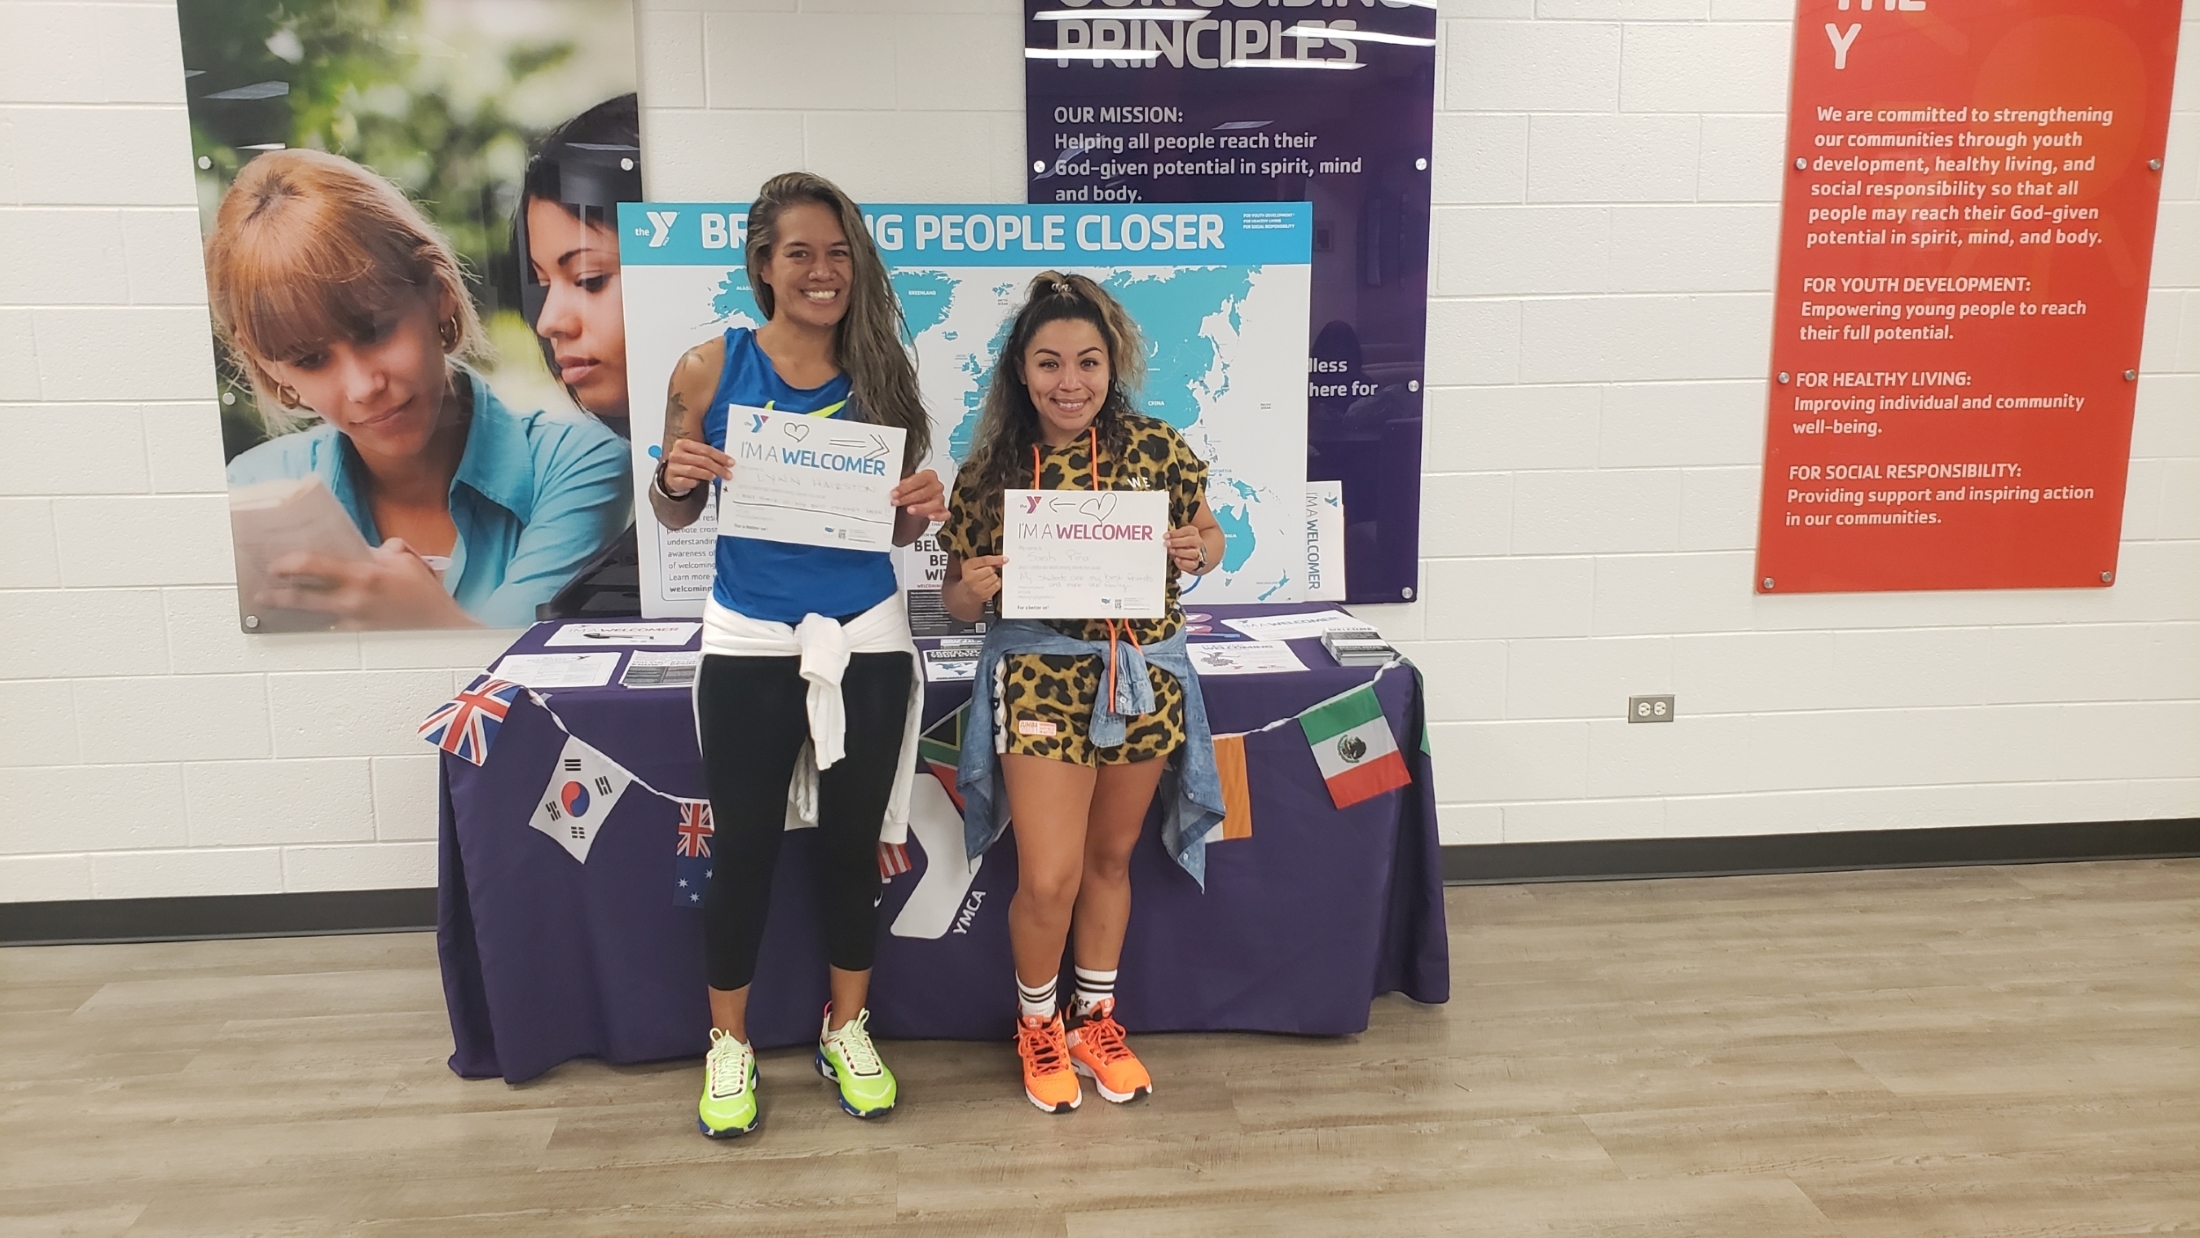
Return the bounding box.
[1071,966,1117,1017]
[1017,975,1058,1021]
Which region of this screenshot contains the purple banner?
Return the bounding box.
[1024,0,1435,604]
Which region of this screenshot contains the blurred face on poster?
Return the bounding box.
[527,201,629,423]
[517,93,645,432]
[256,283,467,468]
[177,0,643,632]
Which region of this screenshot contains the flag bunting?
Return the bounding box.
[1297,682,1411,809]
[417,676,525,765]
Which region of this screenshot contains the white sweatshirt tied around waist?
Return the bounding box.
[695,591,924,844]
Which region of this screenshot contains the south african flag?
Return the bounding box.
[919,704,968,812]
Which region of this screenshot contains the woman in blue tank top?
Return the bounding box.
[651,173,945,1138]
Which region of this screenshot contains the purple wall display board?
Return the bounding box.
[1023,0,1436,604]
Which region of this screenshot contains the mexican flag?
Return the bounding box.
[1298,684,1410,809]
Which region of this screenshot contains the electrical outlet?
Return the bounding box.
[1628,695,1674,723]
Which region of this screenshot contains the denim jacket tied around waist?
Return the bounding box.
[955,620,1226,887]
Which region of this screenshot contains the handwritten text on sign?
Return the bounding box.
[1001,489,1169,620]
[721,406,905,552]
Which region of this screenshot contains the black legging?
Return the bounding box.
[695,650,912,992]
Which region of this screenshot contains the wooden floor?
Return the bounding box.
[2,860,2195,1236]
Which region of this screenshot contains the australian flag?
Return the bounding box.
[418,676,524,765]
[674,799,713,910]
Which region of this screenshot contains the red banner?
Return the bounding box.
[1756,0,2183,593]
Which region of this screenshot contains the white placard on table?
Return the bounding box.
[1187,640,1307,676]
[493,652,622,689]
[1305,480,1345,602]
[721,405,905,551]
[1220,608,1364,642]
[1000,489,1170,620]
[544,621,701,648]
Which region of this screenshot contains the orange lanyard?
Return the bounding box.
[1030,426,1140,709]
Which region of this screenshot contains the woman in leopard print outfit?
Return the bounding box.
[941,272,1226,1113]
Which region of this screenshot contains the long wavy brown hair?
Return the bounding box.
[744,172,930,471]
[959,271,1146,503]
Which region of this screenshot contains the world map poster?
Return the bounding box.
[618,202,1313,615]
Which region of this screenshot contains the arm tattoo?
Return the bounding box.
[663,389,688,445]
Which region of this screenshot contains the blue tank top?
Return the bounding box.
[703,328,898,622]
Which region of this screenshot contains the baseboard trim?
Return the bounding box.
[1442,817,2200,885]
[4,820,2194,943]
[0,888,437,946]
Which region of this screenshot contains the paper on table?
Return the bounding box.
[721,405,906,551]
[1001,488,1169,619]
[544,621,700,648]
[1220,608,1364,642]
[493,652,622,688]
[1187,640,1307,676]
[921,646,977,683]
[620,650,701,688]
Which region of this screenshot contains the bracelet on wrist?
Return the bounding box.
[653,460,697,502]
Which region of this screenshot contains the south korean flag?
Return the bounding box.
[528,736,634,863]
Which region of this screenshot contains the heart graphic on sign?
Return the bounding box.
[1077,493,1118,521]
[781,421,811,442]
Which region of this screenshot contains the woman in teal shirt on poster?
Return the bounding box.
[211,148,629,629]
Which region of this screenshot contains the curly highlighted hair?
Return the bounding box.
[958,271,1146,499]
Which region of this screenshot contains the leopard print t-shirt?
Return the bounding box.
[941,414,1209,643]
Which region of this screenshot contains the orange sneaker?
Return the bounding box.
[1067,998,1152,1103]
[1015,1012,1082,1113]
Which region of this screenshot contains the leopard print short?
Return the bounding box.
[994,652,1186,766]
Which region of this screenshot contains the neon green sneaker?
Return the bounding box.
[815,1006,897,1118]
[698,1028,759,1138]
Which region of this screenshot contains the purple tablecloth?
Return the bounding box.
[438,603,1448,1083]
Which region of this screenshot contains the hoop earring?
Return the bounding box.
[439,316,461,351]
[273,383,302,409]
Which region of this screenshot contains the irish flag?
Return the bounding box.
[1298,684,1410,809]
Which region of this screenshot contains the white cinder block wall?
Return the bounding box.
[1,0,2194,903]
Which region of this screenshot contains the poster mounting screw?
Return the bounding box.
[1777,372,1791,384]
[1415,157,1428,171]
[2124,369,2138,381]
[243,615,260,630]
[1762,578,1775,591]
[1401,587,1415,600]
[2149,158,2163,172]
[1794,157,1807,170]
[1032,160,1046,173]
[2100,571,2114,584]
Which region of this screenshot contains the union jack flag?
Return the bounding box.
[418,676,524,765]
[674,799,714,910]
[675,800,713,858]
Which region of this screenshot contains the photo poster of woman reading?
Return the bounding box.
[176,0,646,632]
